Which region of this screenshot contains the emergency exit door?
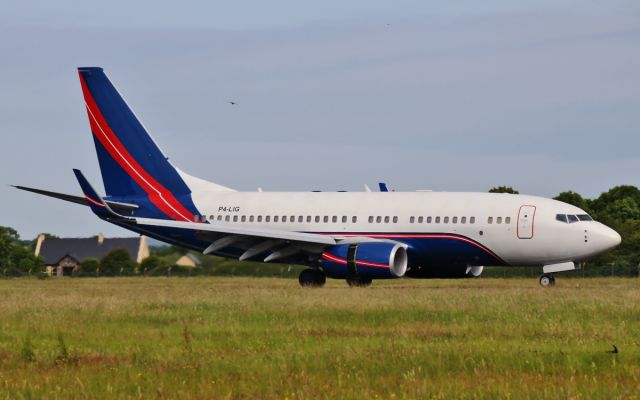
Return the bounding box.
[517,205,536,239]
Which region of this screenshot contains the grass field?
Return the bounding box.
[0,277,638,399]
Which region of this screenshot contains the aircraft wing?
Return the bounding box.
[134,217,337,246]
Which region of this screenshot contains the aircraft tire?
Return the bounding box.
[299,269,326,287]
[346,277,372,288]
[539,274,554,287]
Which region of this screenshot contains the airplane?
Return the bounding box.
[15,67,622,287]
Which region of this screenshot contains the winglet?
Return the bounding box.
[73,169,130,220]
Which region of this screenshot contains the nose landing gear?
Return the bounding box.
[539,274,556,287]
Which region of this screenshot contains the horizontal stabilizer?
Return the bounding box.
[12,184,138,212]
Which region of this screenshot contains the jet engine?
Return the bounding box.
[320,242,408,279]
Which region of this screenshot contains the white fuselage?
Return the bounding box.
[188,190,621,267]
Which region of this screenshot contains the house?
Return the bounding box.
[35,233,150,277]
[175,253,202,268]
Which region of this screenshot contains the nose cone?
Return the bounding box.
[592,224,622,253]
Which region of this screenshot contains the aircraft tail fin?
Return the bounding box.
[77,67,233,222]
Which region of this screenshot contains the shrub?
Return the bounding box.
[139,255,163,276]
[74,258,100,277]
[100,249,135,276]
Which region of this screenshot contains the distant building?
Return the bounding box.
[35,233,150,277]
[175,253,202,268]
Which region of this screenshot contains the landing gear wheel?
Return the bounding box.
[346,277,372,287]
[539,274,555,287]
[298,269,326,287]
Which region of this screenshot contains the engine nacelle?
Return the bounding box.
[320,242,408,279]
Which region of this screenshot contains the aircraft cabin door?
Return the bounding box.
[517,205,536,239]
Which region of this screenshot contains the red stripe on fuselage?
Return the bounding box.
[319,233,504,264]
[321,252,389,269]
[78,73,195,222]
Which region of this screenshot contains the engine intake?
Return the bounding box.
[320,242,408,279]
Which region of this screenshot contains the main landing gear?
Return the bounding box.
[299,269,326,287]
[346,277,372,288]
[539,273,556,287]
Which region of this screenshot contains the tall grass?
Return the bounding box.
[0,277,637,398]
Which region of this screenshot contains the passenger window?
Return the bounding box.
[225,215,230,222]
[342,216,347,223]
[282,216,286,222]
[298,216,303,223]
[307,216,312,223]
[556,214,567,223]
[368,216,374,223]
[418,216,424,223]
[266,216,270,222]
[274,216,279,222]
[217,215,222,221]
[315,216,320,223]
[568,214,579,223]
[410,216,415,223]
[376,216,382,223]
[233,216,238,222]
[461,217,467,224]
[393,216,398,223]
[452,217,458,224]
[257,216,262,222]
[249,216,254,222]
[444,217,449,223]
[505,217,511,224]
[384,216,390,223]
[352,216,358,223]
[497,217,502,224]
[426,217,431,223]
[470,217,475,224]
[241,216,246,222]
[332,216,338,223]
[209,215,214,221]
[488,217,493,224]
[324,216,329,223]
[435,217,441,223]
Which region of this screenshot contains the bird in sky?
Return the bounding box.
[228,101,237,105]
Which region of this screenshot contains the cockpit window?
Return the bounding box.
[557,213,593,223]
[556,214,567,223]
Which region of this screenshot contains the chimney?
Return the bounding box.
[98,232,104,245]
[34,234,45,257]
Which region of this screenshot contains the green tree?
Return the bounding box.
[0,227,43,274]
[0,227,20,268]
[100,249,135,276]
[489,186,519,194]
[591,185,640,223]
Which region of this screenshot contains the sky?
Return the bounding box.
[1,1,639,239]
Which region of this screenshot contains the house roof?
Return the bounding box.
[38,237,140,265]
